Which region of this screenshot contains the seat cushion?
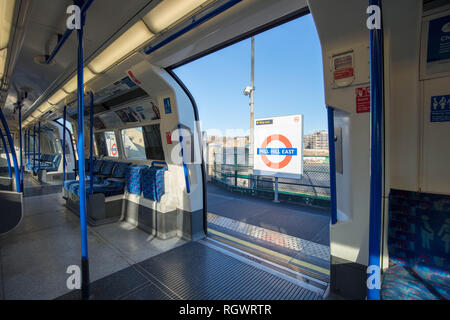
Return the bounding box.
[381,264,440,300]
[72,180,124,197]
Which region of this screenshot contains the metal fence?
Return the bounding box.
[207,150,331,207]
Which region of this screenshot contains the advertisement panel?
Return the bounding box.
[253,114,303,179]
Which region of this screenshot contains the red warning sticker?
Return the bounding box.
[356,86,371,113]
[166,132,172,145]
[334,67,354,80]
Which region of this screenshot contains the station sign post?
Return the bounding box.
[253,115,304,202]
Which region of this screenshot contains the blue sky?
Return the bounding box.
[174,14,326,135]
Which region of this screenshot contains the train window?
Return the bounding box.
[41,127,62,154]
[142,124,165,161]
[121,127,147,160]
[95,131,119,158]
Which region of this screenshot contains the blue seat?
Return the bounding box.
[100,160,115,176]
[125,165,147,195]
[71,179,124,197]
[381,189,450,300]
[142,166,167,202]
[112,162,131,178]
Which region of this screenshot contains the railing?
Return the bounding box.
[208,157,331,208]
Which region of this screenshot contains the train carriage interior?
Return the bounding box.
[0,0,449,302]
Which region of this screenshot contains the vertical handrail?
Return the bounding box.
[38,122,41,171]
[0,107,21,192]
[177,124,191,194]
[0,128,12,178]
[27,129,30,165]
[76,4,90,299]
[88,91,94,194]
[33,125,36,170]
[19,105,23,189]
[62,105,67,183]
[25,130,28,166]
[327,106,337,225]
[368,0,384,301]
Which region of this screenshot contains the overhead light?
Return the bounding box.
[63,67,96,93]
[0,48,6,79]
[31,110,42,119]
[0,0,15,49]
[38,102,53,113]
[88,21,154,73]
[48,89,68,105]
[142,0,209,33]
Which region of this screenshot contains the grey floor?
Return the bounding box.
[0,192,186,300]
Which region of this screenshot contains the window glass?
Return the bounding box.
[41,127,62,154]
[121,127,147,160]
[95,131,118,158]
[143,124,164,161]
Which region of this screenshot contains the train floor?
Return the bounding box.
[0,192,186,299]
[0,178,329,300]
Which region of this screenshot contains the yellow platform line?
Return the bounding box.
[208,228,330,276]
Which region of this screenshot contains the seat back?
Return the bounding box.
[100,160,115,176]
[125,165,147,195]
[112,162,131,178]
[93,159,104,174]
[388,189,450,285]
[142,166,167,202]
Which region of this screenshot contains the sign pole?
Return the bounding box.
[273,177,280,203]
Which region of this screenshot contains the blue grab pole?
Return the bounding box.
[76,3,90,299]
[63,106,66,183]
[38,122,41,171]
[0,108,21,192]
[368,0,384,300]
[177,124,191,194]
[25,130,28,166]
[327,106,337,225]
[33,125,36,170]
[0,128,12,178]
[19,105,23,187]
[89,91,94,194]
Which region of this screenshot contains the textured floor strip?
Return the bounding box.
[208,228,330,276]
[208,212,330,261]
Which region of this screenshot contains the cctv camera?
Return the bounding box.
[243,86,253,96]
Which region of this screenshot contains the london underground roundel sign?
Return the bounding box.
[111,143,118,156]
[253,115,303,179]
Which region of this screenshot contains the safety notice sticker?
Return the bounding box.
[356,86,370,113]
[431,94,450,122]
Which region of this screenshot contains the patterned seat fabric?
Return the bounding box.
[92,159,104,174]
[125,165,147,195]
[71,180,124,197]
[100,160,115,176]
[112,162,131,178]
[381,189,450,300]
[63,175,102,190]
[33,154,61,173]
[142,166,167,202]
